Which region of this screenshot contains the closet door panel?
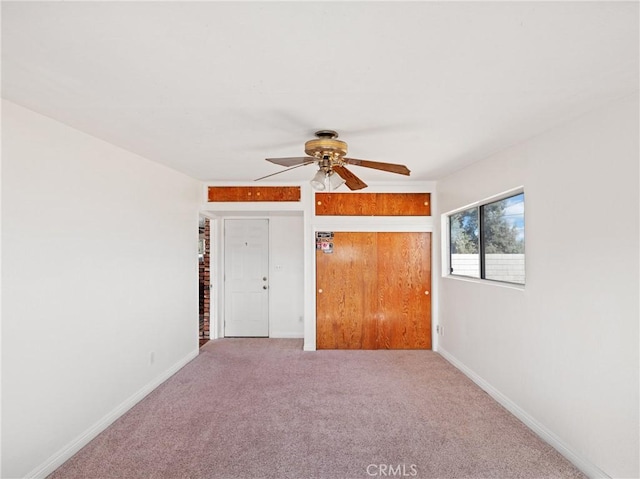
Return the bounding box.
[376,232,432,349]
[316,232,378,349]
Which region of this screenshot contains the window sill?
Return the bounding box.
[443,274,525,291]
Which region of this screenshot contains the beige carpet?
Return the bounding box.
[49,339,586,479]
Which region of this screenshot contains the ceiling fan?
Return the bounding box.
[255,130,411,191]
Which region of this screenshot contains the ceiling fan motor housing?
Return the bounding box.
[305,130,348,159]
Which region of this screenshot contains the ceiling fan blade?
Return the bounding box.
[254,161,315,181]
[266,156,316,167]
[333,165,368,190]
[343,157,411,176]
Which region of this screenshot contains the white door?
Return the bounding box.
[224,219,269,337]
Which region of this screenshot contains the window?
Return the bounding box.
[449,192,525,285]
[450,208,480,278]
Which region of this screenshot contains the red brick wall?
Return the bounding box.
[199,219,210,339]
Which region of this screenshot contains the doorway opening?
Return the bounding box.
[199,216,211,347]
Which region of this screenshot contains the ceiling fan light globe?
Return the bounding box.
[310,170,327,190]
[327,171,346,191]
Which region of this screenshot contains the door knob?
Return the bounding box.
[263,285,268,290]
[263,277,267,281]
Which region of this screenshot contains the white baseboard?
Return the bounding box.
[26,349,200,479]
[437,347,610,479]
[269,332,304,339]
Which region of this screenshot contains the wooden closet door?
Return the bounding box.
[376,232,431,349]
[316,232,378,349]
[316,232,431,350]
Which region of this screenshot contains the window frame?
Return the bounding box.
[445,188,525,286]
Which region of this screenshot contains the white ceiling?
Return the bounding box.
[2,1,638,184]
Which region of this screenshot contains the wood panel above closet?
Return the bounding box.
[315,192,430,216]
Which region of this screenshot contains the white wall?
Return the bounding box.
[269,215,305,338]
[436,93,639,478]
[1,101,201,478]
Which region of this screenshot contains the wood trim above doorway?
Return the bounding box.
[208,186,301,202]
